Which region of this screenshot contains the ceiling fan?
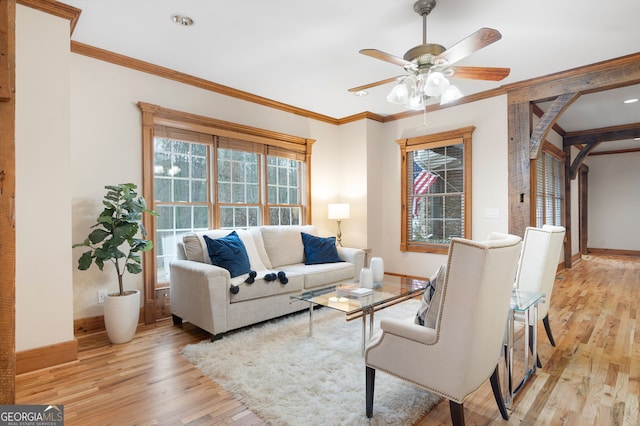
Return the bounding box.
[349,0,510,110]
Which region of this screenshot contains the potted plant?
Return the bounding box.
[73,183,157,344]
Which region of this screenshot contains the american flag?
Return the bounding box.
[412,162,437,215]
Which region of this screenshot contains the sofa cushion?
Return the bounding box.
[203,231,251,278]
[280,262,355,290]
[260,225,316,268]
[301,232,344,265]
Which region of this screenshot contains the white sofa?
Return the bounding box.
[170,225,365,339]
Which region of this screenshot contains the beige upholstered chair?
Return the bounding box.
[365,233,522,425]
[514,224,566,366]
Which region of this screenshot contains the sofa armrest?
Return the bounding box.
[169,259,231,336]
[337,246,365,281]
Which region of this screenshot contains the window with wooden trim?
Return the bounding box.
[139,103,313,289]
[398,127,474,254]
[533,141,565,228]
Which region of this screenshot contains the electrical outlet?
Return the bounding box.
[98,289,108,304]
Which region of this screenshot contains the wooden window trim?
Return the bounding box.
[398,126,474,254]
[138,102,315,324]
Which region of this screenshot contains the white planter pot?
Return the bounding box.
[104,290,140,344]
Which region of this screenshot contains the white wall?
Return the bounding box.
[371,96,511,278]
[15,6,74,351]
[69,54,356,319]
[586,152,640,250]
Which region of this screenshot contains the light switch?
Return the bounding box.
[484,208,499,218]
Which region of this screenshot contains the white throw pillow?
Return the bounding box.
[235,229,268,272]
[415,264,446,327]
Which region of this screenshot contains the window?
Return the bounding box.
[534,141,565,228]
[139,103,313,291]
[398,127,474,254]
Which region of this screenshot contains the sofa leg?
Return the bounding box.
[490,365,509,420]
[449,401,465,426]
[366,367,375,418]
[210,333,222,342]
[172,314,183,326]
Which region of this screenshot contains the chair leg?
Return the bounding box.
[528,324,543,368]
[543,314,556,346]
[449,401,465,426]
[490,365,509,420]
[366,367,375,418]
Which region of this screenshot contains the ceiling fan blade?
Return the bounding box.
[360,49,413,68]
[348,76,405,93]
[435,28,502,66]
[448,66,510,81]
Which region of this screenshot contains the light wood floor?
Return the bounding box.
[16,255,640,425]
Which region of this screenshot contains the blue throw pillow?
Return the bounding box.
[301,232,344,265]
[203,231,251,278]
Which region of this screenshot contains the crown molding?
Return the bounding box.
[18,0,81,34]
[71,41,342,126]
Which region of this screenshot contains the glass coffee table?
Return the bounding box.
[290,274,429,354]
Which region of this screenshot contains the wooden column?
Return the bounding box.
[507,100,531,238]
[563,144,572,267]
[0,0,15,405]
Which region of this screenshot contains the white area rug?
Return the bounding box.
[181,299,441,425]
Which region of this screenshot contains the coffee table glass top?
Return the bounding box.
[290,274,429,316]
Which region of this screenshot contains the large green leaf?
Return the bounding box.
[77,251,93,270]
[126,263,142,274]
[113,222,137,241]
[88,228,110,244]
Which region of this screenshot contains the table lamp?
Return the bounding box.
[328,203,350,246]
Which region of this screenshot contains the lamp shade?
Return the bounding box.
[328,203,350,220]
[440,84,463,105]
[424,71,450,97]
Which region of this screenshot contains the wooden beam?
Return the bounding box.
[530,92,580,159]
[0,0,10,101]
[564,122,640,145]
[569,142,602,179]
[563,144,572,267]
[0,0,14,405]
[505,52,640,104]
[508,100,531,237]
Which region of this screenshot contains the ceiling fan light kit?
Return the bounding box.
[350,0,510,111]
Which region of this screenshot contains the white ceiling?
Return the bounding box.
[63,0,640,150]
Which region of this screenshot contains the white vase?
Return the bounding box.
[370,257,384,283]
[104,290,140,344]
[360,268,373,289]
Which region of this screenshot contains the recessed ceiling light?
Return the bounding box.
[171,14,194,26]
[354,90,368,97]
[623,98,638,104]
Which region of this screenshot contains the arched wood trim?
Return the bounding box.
[569,143,601,180]
[530,92,580,159]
